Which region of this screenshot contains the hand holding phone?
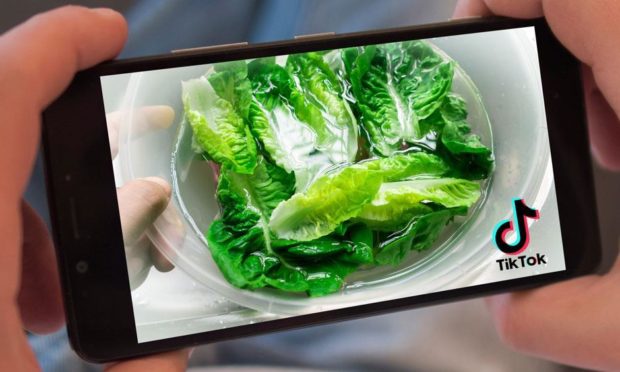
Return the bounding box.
[43,10,602,363]
[0,6,189,371]
[456,1,620,371]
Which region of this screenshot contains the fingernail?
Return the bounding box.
[91,7,120,18]
[143,177,172,196]
[188,347,196,359]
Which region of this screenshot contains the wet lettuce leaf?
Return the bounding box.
[356,178,480,231]
[207,156,373,296]
[360,151,448,181]
[247,58,330,191]
[375,207,468,265]
[422,93,494,179]
[286,52,358,163]
[247,56,358,191]
[344,41,454,156]
[439,120,494,180]
[183,63,257,174]
[268,163,383,242]
[269,152,449,241]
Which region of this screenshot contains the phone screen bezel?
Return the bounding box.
[42,17,600,362]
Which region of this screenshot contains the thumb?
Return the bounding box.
[117,177,171,246]
[105,349,192,372]
[485,270,619,370]
[18,201,63,334]
[117,177,172,289]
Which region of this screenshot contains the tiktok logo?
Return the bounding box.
[492,198,540,255]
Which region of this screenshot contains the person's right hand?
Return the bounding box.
[454,1,620,370]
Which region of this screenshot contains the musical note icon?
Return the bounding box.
[492,198,540,255]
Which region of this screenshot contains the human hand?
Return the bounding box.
[107,106,182,290]
[0,6,189,371]
[455,1,620,370]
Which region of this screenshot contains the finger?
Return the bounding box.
[0,200,38,369]
[0,7,126,369]
[126,234,155,290]
[486,271,620,370]
[117,177,171,246]
[540,0,620,170]
[17,201,64,334]
[105,349,192,372]
[125,235,174,290]
[0,6,127,206]
[107,112,120,160]
[151,247,174,273]
[126,106,176,135]
[147,204,186,272]
[453,1,620,170]
[0,6,127,110]
[107,106,176,159]
[453,0,493,18]
[582,66,620,170]
[453,0,543,18]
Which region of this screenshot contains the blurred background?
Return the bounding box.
[3,1,618,371]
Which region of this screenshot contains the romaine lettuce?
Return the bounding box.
[207,156,373,296]
[269,152,449,241]
[184,41,494,297]
[344,41,454,156]
[247,56,359,191]
[286,52,358,164]
[375,207,468,265]
[183,63,257,174]
[421,93,494,179]
[356,178,480,230]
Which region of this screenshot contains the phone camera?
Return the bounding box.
[76,260,89,274]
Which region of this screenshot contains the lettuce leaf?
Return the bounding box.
[356,178,481,230]
[344,41,454,156]
[360,151,448,181]
[268,164,383,242]
[421,93,494,179]
[246,59,332,190]
[269,152,449,241]
[286,52,358,164]
[183,64,257,174]
[375,207,468,265]
[206,156,373,296]
[439,119,494,180]
[208,61,253,119]
[247,56,359,191]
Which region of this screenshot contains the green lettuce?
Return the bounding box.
[360,151,448,181]
[207,156,373,296]
[247,56,358,191]
[344,41,454,156]
[268,164,383,242]
[247,59,329,188]
[421,93,494,179]
[356,178,481,230]
[184,41,494,297]
[183,63,257,174]
[269,152,448,241]
[286,52,358,163]
[375,207,468,265]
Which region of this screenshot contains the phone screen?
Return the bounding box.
[100,25,566,343]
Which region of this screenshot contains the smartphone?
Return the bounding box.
[42,17,601,362]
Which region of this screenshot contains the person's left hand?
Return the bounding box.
[0,6,189,371]
[106,106,183,290]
